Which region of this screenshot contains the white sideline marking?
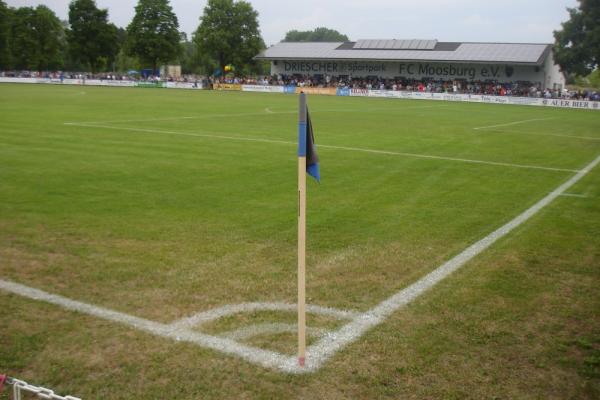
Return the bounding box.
[223,323,328,341]
[473,117,555,130]
[63,104,447,125]
[66,122,579,173]
[64,112,266,125]
[0,280,295,371]
[2,154,599,373]
[0,280,346,373]
[303,153,600,370]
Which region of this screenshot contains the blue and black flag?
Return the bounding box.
[303,108,320,182]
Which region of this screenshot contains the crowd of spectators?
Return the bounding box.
[2,70,599,101]
[268,74,600,100]
[214,73,600,100]
[0,70,204,83]
[1,70,131,80]
[566,89,600,101]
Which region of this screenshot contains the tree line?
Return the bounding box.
[0,0,265,75]
[2,0,595,80]
[0,0,350,76]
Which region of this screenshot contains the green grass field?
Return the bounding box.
[1,83,599,399]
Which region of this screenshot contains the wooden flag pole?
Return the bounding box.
[298,93,307,367]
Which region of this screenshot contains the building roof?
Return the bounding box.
[256,40,552,65]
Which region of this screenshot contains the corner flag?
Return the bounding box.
[298,103,320,182]
[305,109,320,182]
[297,92,319,368]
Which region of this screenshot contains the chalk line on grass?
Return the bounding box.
[473,117,555,130]
[169,302,358,331]
[560,193,588,198]
[0,280,347,373]
[318,143,578,173]
[302,152,600,371]
[64,112,271,125]
[2,154,599,373]
[0,279,297,372]
[62,104,448,125]
[66,122,579,173]
[222,323,328,341]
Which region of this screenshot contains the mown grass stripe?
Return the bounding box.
[67,123,578,173]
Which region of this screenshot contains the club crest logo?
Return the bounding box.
[505,66,514,78]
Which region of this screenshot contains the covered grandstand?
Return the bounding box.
[256,39,565,91]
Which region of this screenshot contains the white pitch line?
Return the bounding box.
[63,111,279,125]
[63,104,448,125]
[318,143,579,173]
[1,154,599,373]
[170,302,358,331]
[222,323,328,341]
[0,279,296,372]
[66,122,579,173]
[302,153,600,371]
[0,279,355,373]
[473,117,555,130]
[560,193,589,198]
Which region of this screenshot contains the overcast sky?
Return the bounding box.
[7,0,578,46]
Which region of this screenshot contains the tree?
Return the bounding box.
[10,7,38,70]
[126,0,181,73]
[67,0,119,72]
[10,6,64,70]
[283,27,349,42]
[0,0,11,69]
[33,5,65,70]
[114,26,141,72]
[553,0,600,76]
[194,0,264,73]
[589,68,600,88]
[180,38,218,75]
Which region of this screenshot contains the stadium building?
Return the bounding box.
[256,39,565,90]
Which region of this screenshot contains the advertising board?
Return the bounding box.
[295,87,336,96]
[242,85,284,93]
[213,83,242,91]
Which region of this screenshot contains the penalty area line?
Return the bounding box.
[66,122,579,173]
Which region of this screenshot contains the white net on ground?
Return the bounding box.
[1,376,81,400]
